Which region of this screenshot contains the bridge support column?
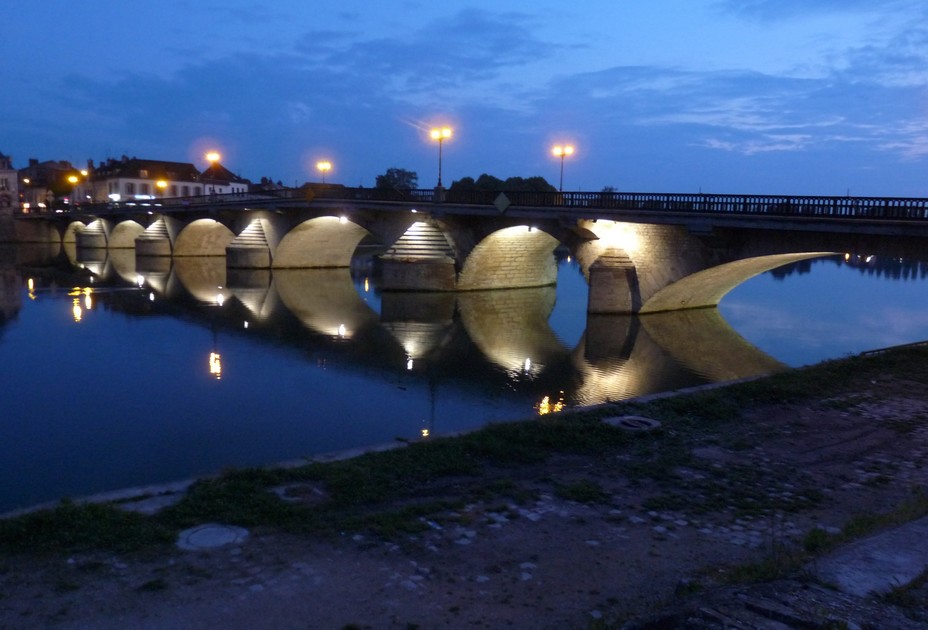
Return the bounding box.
[227,244,271,269]
[587,249,642,314]
[380,256,457,291]
[135,236,172,257]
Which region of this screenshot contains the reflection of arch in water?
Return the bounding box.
[640,309,786,382]
[457,286,568,376]
[641,252,838,313]
[380,292,456,364]
[174,257,228,304]
[568,308,786,406]
[227,268,278,322]
[273,268,379,338]
[108,248,138,284]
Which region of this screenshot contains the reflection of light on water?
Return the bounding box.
[406,357,414,371]
[536,392,566,415]
[68,287,93,321]
[209,352,222,379]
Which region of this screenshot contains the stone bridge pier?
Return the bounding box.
[575,220,839,314]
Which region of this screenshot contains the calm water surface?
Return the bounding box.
[1,250,927,512]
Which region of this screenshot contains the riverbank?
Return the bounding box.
[2,345,928,628]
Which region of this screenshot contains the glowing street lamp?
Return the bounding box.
[430,127,453,188]
[551,144,575,192]
[316,161,332,184]
[205,151,221,164]
[156,180,168,196]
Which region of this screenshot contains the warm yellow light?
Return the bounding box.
[209,352,222,379]
[421,428,430,438]
[430,127,452,141]
[67,175,79,184]
[536,392,566,415]
[27,278,34,292]
[156,180,168,189]
[552,145,575,157]
[23,178,30,184]
[206,151,221,163]
[316,161,332,172]
[72,298,82,323]
[80,170,88,177]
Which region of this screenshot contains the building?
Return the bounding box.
[18,158,84,213]
[201,160,250,195]
[0,153,17,216]
[89,156,205,201]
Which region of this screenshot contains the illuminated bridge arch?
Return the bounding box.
[640,252,839,313]
[273,216,371,268]
[174,219,236,257]
[457,225,561,290]
[109,220,145,249]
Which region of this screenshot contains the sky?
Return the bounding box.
[4,0,928,196]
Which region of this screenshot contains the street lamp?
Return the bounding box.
[551,144,575,192]
[430,127,453,188]
[205,151,221,164]
[316,161,332,184]
[156,180,168,196]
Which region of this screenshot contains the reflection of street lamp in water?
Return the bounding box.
[209,352,222,380]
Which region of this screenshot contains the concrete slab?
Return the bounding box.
[813,515,928,597]
[177,523,249,551]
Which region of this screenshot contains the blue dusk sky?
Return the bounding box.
[4,0,928,196]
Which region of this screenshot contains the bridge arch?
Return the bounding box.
[174,219,236,257]
[63,221,86,245]
[457,225,560,290]
[110,220,145,249]
[640,252,839,313]
[273,216,371,268]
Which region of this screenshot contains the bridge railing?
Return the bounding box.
[17,186,928,222]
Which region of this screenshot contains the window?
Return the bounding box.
[139,169,149,177]
[170,185,178,197]
[140,183,149,194]
[195,186,202,195]
[126,182,135,195]
[182,185,189,196]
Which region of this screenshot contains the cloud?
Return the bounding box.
[714,0,902,21]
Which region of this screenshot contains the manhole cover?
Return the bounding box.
[177,523,249,551]
[603,415,662,431]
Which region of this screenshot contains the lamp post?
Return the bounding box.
[551,144,575,192]
[316,161,332,184]
[156,180,168,197]
[205,151,221,164]
[430,127,452,188]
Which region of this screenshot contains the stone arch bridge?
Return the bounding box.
[11,187,928,314]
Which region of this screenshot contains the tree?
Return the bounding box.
[450,173,556,193]
[375,168,418,190]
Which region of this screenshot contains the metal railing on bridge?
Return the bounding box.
[19,186,928,222]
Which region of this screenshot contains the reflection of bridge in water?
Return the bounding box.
[24,249,787,408]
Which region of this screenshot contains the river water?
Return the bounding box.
[1,247,927,512]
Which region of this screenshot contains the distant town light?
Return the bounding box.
[206,151,221,163]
